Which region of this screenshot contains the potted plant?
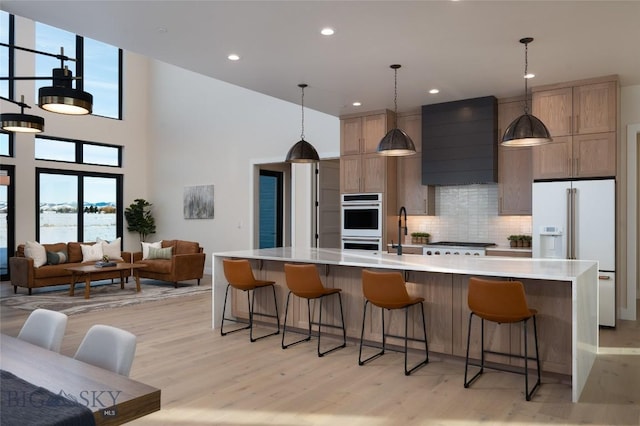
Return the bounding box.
[124,199,156,242]
[522,235,532,248]
[411,232,430,244]
[508,235,519,248]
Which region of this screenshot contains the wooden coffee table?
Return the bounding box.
[66,263,146,299]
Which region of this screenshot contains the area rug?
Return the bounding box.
[0,279,211,316]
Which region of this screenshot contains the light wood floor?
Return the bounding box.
[1,277,639,425]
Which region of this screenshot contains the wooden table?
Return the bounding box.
[66,263,146,299]
[0,334,161,425]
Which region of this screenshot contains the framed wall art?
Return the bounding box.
[183,185,214,219]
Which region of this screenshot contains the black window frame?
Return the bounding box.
[35,134,123,167]
[35,167,124,243]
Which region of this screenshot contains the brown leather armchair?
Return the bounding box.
[132,240,205,287]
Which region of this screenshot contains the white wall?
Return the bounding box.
[146,61,339,268]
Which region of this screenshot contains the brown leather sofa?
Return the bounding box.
[132,239,205,287]
[10,242,132,295]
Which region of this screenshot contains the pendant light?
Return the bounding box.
[39,66,93,115]
[285,83,320,163]
[501,38,552,147]
[0,95,45,133]
[0,43,93,116]
[39,47,92,115]
[376,64,416,156]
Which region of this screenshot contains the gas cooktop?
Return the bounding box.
[426,241,496,248]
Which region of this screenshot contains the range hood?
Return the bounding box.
[421,96,497,185]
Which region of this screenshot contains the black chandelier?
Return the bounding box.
[0,43,93,133]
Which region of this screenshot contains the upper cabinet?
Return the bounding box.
[396,112,435,215]
[340,110,397,192]
[340,112,392,156]
[497,98,532,215]
[532,76,618,179]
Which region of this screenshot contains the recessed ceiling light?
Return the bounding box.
[228,54,240,61]
[429,89,440,94]
[156,27,168,34]
[524,73,535,79]
[321,28,335,36]
[352,102,362,107]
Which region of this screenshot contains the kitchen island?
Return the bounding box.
[212,247,598,402]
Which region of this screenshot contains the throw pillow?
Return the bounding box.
[81,243,104,263]
[46,250,68,265]
[148,246,173,260]
[24,241,47,268]
[141,241,162,260]
[97,237,124,261]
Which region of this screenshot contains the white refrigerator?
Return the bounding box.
[532,179,616,327]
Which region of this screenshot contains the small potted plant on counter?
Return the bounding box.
[522,235,532,248]
[411,232,430,244]
[508,235,519,248]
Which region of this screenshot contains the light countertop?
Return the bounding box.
[213,247,594,282]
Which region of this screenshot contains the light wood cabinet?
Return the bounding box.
[340,110,396,194]
[396,112,435,215]
[340,111,392,156]
[573,81,617,135]
[340,110,398,245]
[497,98,532,215]
[532,76,618,179]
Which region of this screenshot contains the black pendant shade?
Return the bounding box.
[285,139,320,163]
[0,112,45,133]
[501,37,552,147]
[376,64,416,156]
[286,83,320,163]
[39,68,93,115]
[501,113,552,147]
[376,128,416,156]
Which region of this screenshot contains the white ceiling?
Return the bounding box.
[3,1,639,117]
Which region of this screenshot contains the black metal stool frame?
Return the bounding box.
[220,282,280,342]
[463,312,541,401]
[358,299,429,376]
[281,291,346,357]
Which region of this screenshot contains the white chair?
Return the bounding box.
[17,308,68,353]
[74,325,137,376]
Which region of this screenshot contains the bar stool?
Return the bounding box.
[221,259,280,342]
[281,263,346,357]
[359,270,429,375]
[464,277,541,401]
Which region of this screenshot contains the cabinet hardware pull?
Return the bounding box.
[598,275,611,280]
[575,114,579,133]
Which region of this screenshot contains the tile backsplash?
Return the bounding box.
[406,184,532,247]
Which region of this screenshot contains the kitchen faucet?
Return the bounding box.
[397,206,407,256]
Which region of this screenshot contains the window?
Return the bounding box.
[1,11,10,99]
[37,169,123,243]
[35,135,122,167]
[35,22,121,119]
[0,132,11,157]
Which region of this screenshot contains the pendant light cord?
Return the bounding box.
[524,41,530,115]
[390,64,401,128]
[300,85,305,140]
